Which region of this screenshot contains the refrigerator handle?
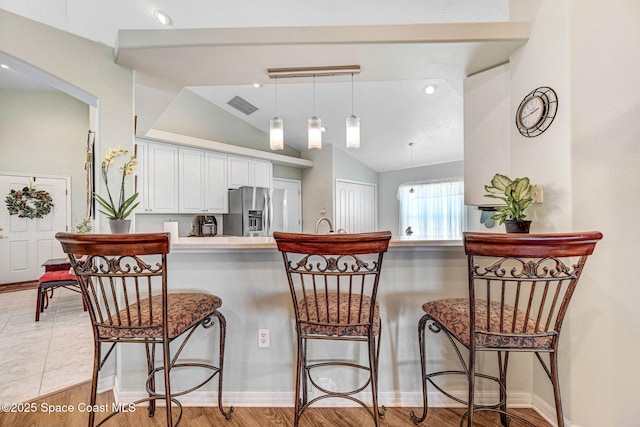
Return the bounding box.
[268,191,274,234]
[263,191,270,235]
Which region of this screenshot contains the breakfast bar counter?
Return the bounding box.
[170,236,463,251]
[114,235,531,409]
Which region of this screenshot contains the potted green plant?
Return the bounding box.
[94,147,139,234]
[73,217,93,233]
[484,173,533,233]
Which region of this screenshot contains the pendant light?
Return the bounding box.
[346,73,360,149]
[409,143,416,199]
[308,75,322,150]
[269,77,284,150]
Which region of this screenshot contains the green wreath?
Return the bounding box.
[5,186,54,219]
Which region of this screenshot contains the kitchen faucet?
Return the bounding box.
[315,217,334,234]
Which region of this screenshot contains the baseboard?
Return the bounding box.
[98,374,115,395]
[532,393,569,427]
[0,281,37,294]
[106,377,570,425]
[114,387,533,409]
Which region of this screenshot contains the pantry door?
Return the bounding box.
[0,174,70,284]
[335,179,376,233]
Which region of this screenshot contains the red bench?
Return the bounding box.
[36,258,87,321]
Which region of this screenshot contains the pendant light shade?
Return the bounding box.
[269,78,284,150]
[270,117,284,150]
[346,115,360,149]
[308,75,322,150]
[346,73,360,149]
[266,65,361,151]
[308,116,322,150]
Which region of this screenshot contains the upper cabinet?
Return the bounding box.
[228,156,273,189]
[135,139,271,215]
[252,159,273,189]
[135,140,179,213]
[179,147,228,214]
[463,63,511,206]
[227,156,251,189]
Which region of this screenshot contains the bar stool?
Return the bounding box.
[55,232,233,427]
[410,231,602,427]
[274,231,392,427]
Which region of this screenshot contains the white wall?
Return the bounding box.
[508,1,640,425]
[0,9,134,233]
[0,90,89,222]
[152,89,302,159]
[509,1,571,234]
[301,147,334,233]
[567,1,640,426]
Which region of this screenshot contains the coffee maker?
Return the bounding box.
[193,215,218,237]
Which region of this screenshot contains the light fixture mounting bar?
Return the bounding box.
[268,65,360,79]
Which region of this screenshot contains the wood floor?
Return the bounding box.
[0,381,552,427]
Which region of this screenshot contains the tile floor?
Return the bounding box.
[0,287,93,403]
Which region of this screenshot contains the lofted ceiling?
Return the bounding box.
[0,1,527,172]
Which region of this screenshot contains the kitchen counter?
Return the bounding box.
[116,232,470,408]
[170,235,463,251]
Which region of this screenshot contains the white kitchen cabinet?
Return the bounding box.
[135,140,179,213]
[252,159,273,188]
[204,152,228,212]
[228,156,272,189]
[179,147,227,213]
[227,156,251,189]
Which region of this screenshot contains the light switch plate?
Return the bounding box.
[531,184,544,204]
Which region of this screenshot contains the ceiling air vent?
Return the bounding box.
[227,96,258,115]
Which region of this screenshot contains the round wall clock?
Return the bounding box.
[515,86,558,137]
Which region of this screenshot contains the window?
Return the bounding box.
[397,180,465,240]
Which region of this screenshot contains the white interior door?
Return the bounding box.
[0,174,70,284]
[271,178,301,233]
[335,179,377,233]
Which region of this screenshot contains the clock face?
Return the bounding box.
[518,96,544,129]
[515,87,558,138]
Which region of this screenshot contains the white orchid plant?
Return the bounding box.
[94,147,139,220]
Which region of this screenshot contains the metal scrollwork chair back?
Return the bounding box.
[274,231,392,427]
[55,232,233,427]
[411,231,602,427]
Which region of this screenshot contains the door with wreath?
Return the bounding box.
[0,173,69,285]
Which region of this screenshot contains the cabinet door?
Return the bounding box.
[252,159,273,189]
[147,143,179,213]
[179,148,205,213]
[228,156,251,189]
[204,152,228,213]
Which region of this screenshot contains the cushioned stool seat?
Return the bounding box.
[97,293,222,339]
[36,269,86,321]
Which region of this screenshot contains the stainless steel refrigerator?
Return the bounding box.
[224,186,288,236]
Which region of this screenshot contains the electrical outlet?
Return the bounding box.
[258,328,270,348]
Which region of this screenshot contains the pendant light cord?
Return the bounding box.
[351,73,355,115]
[409,143,414,169]
[313,74,316,116]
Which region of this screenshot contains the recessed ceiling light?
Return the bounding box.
[0,64,9,70]
[253,83,262,88]
[153,10,172,26]
[423,84,438,95]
